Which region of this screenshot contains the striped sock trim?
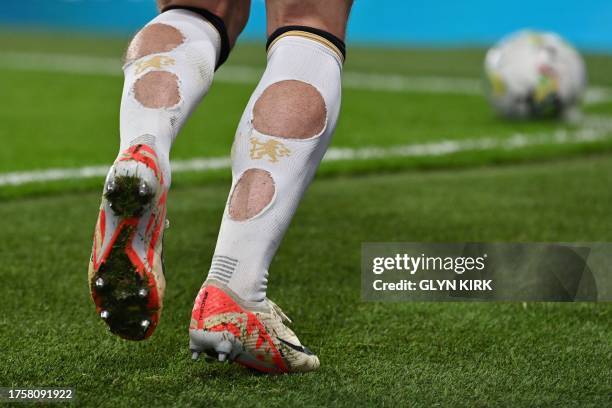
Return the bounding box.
[266,26,346,63]
[207,255,239,284]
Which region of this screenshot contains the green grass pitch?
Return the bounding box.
[0,32,610,406]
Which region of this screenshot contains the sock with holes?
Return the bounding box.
[206,28,345,302]
[119,7,227,185]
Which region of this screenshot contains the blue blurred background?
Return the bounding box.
[1,0,612,51]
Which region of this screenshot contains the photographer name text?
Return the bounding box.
[371,253,493,292]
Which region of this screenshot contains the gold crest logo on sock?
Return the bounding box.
[135,56,176,74]
[249,137,291,163]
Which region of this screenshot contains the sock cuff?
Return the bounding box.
[266,25,346,63]
[161,5,230,70]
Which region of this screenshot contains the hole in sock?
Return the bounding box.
[229,169,275,221]
[126,23,185,63]
[134,71,181,108]
[253,80,326,139]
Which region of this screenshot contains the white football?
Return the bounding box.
[484,30,587,119]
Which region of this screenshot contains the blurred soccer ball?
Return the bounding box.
[484,30,587,119]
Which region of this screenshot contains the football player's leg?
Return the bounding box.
[88,0,250,341]
[190,0,353,373]
[123,0,250,182]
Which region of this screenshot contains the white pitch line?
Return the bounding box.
[2,116,612,187]
[1,51,611,104]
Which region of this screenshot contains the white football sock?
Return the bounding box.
[119,8,221,184]
[207,32,344,302]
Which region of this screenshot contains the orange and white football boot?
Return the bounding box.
[88,144,168,340]
[189,280,320,373]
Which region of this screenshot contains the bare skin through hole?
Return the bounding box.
[229,169,275,221]
[134,71,181,108]
[253,80,326,139]
[126,23,185,63]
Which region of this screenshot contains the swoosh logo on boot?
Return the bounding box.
[277,337,314,356]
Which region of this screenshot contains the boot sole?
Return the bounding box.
[90,174,160,341]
